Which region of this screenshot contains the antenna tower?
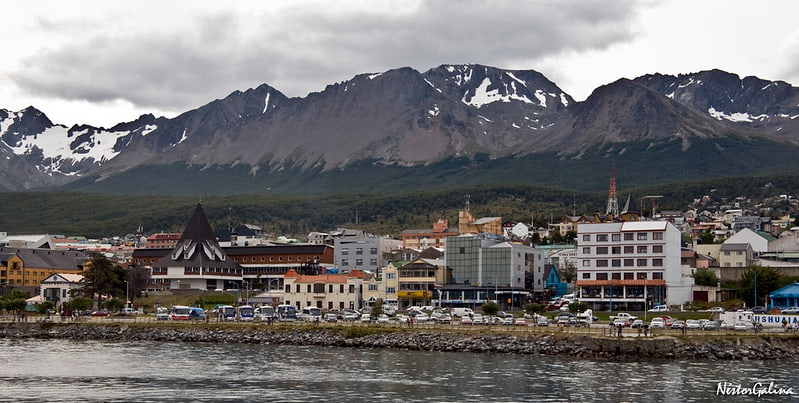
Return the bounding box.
[606,164,619,217]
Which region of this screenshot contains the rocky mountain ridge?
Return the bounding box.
[1,65,797,194]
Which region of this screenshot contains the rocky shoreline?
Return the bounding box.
[3,322,798,361]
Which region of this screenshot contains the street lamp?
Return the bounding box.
[123,280,129,309]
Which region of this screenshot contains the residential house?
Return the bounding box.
[401,219,459,249]
[718,243,753,268]
[458,210,502,236]
[396,258,451,308]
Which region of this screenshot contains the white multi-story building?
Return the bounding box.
[283,268,364,311]
[576,221,689,309]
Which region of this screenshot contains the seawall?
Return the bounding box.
[2,322,798,361]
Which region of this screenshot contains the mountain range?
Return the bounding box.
[1,65,798,196]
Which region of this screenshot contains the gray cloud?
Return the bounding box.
[10,0,640,113]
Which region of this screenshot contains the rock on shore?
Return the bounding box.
[2,323,798,361]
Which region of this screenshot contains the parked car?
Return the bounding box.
[751,306,767,314]
[781,306,799,314]
[472,314,484,324]
[502,316,515,325]
[648,305,669,312]
[360,314,373,323]
[395,314,409,323]
[612,318,631,327]
[630,319,644,328]
[685,320,701,329]
[377,314,390,324]
[461,315,474,325]
[658,315,675,327]
[537,317,549,326]
[514,317,528,326]
[670,320,685,329]
[324,313,338,323]
[703,320,723,330]
[734,321,754,331]
[90,310,109,317]
[434,313,452,324]
[496,311,511,319]
[705,307,725,313]
[557,313,576,326]
[413,313,430,323]
[649,318,666,328]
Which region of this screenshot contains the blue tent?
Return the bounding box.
[769,282,799,309]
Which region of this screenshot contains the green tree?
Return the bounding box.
[82,253,126,308]
[693,268,719,287]
[738,265,783,307]
[103,298,125,313]
[482,301,499,317]
[524,303,545,315]
[698,229,715,245]
[37,301,55,315]
[568,301,588,314]
[370,299,384,317]
[558,263,577,285]
[67,297,94,313]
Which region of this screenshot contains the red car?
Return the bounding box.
[90,310,109,317]
[658,315,674,327]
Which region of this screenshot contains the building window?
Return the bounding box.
[349,285,355,293]
[370,259,378,266]
[597,234,608,242]
[355,259,363,266]
[637,272,647,280]
[624,246,634,254]
[288,257,293,261]
[307,284,312,292]
[637,259,647,267]
[624,259,634,267]
[612,234,621,241]
[329,284,333,293]
[736,251,743,256]
[624,272,634,280]
[637,233,648,240]
[355,248,363,255]
[611,273,621,280]
[653,232,663,240]
[279,257,284,261]
[296,284,300,293]
[723,251,730,256]
[724,262,731,267]
[370,248,378,255]
[652,245,663,253]
[624,233,634,241]
[386,287,396,294]
[596,247,608,254]
[582,235,591,241]
[387,273,396,279]
[653,258,663,266]
[637,246,647,254]
[269,257,274,261]
[582,247,591,254]
[340,284,344,293]
[611,259,621,267]
[342,259,349,266]
[368,284,378,291]
[596,273,608,280]
[582,260,590,267]
[652,272,663,280]
[596,260,608,267]
[342,249,349,255]
[582,273,590,279]
[612,247,621,254]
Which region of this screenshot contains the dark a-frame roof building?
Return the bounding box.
[151,204,242,290]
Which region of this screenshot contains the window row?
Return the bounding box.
[233,255,320,263]
[581,245,664,254]
[340,248,379,255]
[341,259,379,266]
[581,272,664,280]
[583,258,663,267]
[582,232,664,242]
[286,284,357,294]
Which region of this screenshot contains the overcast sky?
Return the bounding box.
[2,0,798,127]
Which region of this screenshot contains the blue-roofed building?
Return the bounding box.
[769,282,799,310]
[544,265,568,297]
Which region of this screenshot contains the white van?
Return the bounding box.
[451,307,474,318]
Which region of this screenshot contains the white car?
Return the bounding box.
[733,321,754,331]
[472,314,484,324]
[377,314,390,324]
[360,313,373,323]
[648,305,669,313]
[705,307,725,313]
[649,318,666,328]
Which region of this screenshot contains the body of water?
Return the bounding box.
[1,339,797,402]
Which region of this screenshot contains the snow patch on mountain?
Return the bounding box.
[463,77,538,108]
[708,107,768,122]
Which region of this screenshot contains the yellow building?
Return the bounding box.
[458,210,502,236]
[0,247,89,291]
[397,258,452,308]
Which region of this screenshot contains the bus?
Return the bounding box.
[277,304,298,322]
[217,305,236,321]
[237,305,254,321]
[170,305,192,320]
